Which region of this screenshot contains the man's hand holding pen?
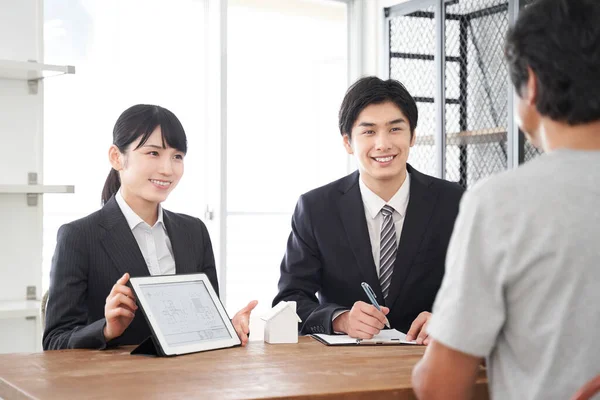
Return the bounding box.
[332,301,390,339]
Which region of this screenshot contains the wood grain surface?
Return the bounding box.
[0,337,488,400]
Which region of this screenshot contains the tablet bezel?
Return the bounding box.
[130,273,241,356]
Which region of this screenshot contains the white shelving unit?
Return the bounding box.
[0,59,75,94]
[0,300,43,354]
[0,300,41,319]
[0,53,75,352]
[0,59,75,80]
[0,171,75,206]
[0,185,74,194]
[0,184,74,206]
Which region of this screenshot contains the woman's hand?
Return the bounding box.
[103,273,138,342]
[232,300,258,346]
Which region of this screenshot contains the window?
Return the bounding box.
[226,0,349,314]
[43,0,351,323]
[43,0,209,291]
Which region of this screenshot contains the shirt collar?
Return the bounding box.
[115,189,164,230]
[358,172,411,219]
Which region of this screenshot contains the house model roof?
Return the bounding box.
[261,301,302,322]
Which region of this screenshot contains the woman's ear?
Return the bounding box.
[108,145,123,170]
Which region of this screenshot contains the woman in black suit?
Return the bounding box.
[43,104,257,350]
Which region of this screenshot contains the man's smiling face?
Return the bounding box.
[343,101,415,188]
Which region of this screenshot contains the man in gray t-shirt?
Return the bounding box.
[412,1,600,399]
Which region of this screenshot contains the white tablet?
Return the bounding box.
[130,273,241,356]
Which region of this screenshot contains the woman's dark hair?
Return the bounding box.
[338,76,418,139]
[504,0,600,124]
[101,104,188,205]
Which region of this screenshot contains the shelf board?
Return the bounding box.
[0,300,41,319]
[0,185,75,194]
[0,59,75,81]
[415,127,506,146]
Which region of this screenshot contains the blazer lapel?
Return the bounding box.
[163,210,196,275]
[338,171,384,301]
[99,197,150,279]
[385,165,438,309]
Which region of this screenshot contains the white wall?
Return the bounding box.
[0,0,45,352]
[357,0,410,77]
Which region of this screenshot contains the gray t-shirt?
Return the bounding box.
[428,149,600,400]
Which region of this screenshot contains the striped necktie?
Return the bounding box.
[379,205,397,300]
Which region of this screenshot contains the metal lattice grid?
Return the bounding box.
[389,5,438,178]
[444,0,509,188]
[522,130,544,162]
[388,0,542,183]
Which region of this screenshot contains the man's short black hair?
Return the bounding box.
[505,0,600,125]
[338,76,418,139]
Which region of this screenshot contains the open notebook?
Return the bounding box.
[311,329,418,346]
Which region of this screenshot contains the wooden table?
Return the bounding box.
[0,337,489,399]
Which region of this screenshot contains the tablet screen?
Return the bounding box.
[138,280,231,347]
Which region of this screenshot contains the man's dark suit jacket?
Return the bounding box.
[273,164,464,335]
[43,195,218,350]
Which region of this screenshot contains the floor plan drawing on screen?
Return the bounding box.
[140,281,232,346]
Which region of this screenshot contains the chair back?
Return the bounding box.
[41,290,49,331]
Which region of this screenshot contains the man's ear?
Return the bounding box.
[524,66,538,106]
[108,145,123,170]
[343,134,354,155]
[410,130,416,147]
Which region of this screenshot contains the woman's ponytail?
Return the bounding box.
[101,168,121,205]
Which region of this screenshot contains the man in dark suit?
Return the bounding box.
[273,77,464,343]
